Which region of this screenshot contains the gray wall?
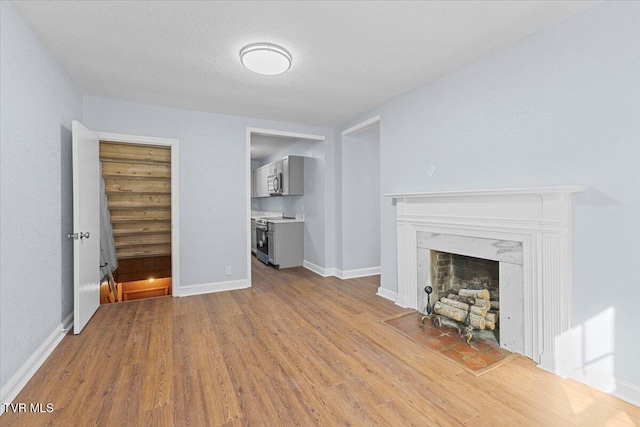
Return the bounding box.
[339,1,640,389]
[341,127,381,271]
[83,96,332,287]
[0,1,83,390]
[255,138,326,266]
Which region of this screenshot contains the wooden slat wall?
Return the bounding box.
[100,141,172,260]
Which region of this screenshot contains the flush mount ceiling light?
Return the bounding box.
[240,43,292,75]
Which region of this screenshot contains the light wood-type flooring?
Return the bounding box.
[2,258,639,426]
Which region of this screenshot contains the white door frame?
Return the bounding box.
[95,131,180,296]
[245,127,325,286]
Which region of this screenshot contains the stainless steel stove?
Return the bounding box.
[255,219,270,264]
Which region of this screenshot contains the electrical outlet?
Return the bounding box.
[225,266,231,276]
[426,164,437,178]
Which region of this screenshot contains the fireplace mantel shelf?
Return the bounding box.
[384,185,587,199]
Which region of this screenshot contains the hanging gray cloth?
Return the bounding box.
[99,162,118,279]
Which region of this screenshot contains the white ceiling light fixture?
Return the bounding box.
[240,43,292,75]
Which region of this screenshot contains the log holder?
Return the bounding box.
[420,286,476,345]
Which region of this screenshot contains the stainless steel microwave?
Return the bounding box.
[268,173,282,195]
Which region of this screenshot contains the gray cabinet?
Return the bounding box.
[268,221,303,268]
[250,219,257,253]
[282,156,303,196]
[251,156,304,198]
[254,165,270,198]
[251,170,257,198]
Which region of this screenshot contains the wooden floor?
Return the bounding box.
[3,258,639,426]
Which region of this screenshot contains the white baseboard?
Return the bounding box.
[0,313,73,415]
[565,365,639,407]
[303,260,333,277]
[376,286,398,302]
[537,353,561,377]
[303,261,380,280]
[613,379,640,407]
[176,279,249,297]
[338,266,380,279]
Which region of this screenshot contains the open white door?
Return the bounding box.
[71,120,101,334]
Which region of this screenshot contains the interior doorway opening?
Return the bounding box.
[97,138,177,303]
[245,127,325,284]
[339,116,381,274]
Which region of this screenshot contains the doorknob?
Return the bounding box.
[67,232,90,240]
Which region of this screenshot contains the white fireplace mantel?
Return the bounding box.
[384,185,587,200]
[385,185,586,375]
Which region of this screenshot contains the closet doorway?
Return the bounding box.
[96,133,179,304]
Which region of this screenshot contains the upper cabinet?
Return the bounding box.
[252,155,304,198]
[282,156,303,196]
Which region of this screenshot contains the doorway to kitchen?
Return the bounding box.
[245,127,325,284]
[96,132,179,303]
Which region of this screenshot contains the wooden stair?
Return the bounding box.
[100,141,172,260]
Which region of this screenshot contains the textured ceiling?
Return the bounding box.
[12,1,597,126]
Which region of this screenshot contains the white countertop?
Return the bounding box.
[251,211,304,223]
[267,218,304,223]
[251,210,283,221]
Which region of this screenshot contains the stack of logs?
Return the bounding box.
[433,289,499,331]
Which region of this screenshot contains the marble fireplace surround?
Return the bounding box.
[385,186,586,375]
[417,233,524,355]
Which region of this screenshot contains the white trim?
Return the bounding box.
[94,131,180,296]
[337,266,381,279]
[613,379,640,408]
[246,127,325,142]
[385,185,587,199]
[303,260,380,280]
[246,128,252,289]
[176,279,249,297]
[0,314,73,415]
[247,127,326,288]
[376,287,397,302]
[341,115,381,136]
[303,260,332,277]
[94,132,177,147]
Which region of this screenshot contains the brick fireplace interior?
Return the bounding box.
[429,250,500,341]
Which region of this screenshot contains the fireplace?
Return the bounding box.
[386,186,585,375]
[429,251,499,308]
[417,233,524,353]
[428,251,499,335]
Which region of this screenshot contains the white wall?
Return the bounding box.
[0,1,83,390]
[3,0,638,404]
[341,126,381,271]
[255,138,326,266]
[339,0,640,394]
[83,96,333,288]
[331,129,343,271]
